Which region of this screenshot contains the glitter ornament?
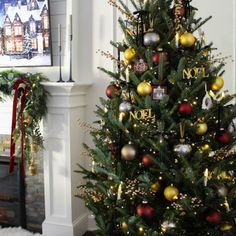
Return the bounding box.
[134,59,148,74]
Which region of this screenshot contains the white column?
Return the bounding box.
[42,82,91,236]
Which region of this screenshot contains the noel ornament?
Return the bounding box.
[202,83,213,110]
[144,30,160,47]
[134,59,148,74]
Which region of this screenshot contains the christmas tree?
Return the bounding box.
[77,0,236,235]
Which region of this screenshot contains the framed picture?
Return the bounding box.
[152,85,167,100]
[0,0,52,67]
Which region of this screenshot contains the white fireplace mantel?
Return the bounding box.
[42,82,92,236]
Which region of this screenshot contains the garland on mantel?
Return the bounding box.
[0,69,48,176]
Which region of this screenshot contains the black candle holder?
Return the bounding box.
[67,34,74,82]
[57,45,64,82]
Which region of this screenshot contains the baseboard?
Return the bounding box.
[87,214,98,231]
[73,213,89,236]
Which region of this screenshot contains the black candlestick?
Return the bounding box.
[67,34,74,82]
[57,45,64,82]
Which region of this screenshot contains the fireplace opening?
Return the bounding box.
[0,155,26,228]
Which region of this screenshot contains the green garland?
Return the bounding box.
[0,69,48,164]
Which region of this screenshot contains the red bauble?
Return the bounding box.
[137,204,154,219]
[108,143,120,155]
[216,131,231,145]
[142,154,153,167]
[106,85,119,99]
[206,210,222,225]
[178,102,193,116]
[152,52,168,65]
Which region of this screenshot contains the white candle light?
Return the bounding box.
[58,24,61,47]
[126,67,130,83]
[69,14,72,37]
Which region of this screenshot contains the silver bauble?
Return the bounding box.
[174,143,192,156]
[144,31,160,47]
[228,118,236,133]
[119,101,132,113]
[161,221,176,232]
[217,185,228,197]
[121,144,137,161]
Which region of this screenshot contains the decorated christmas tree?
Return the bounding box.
[77,0,236,235]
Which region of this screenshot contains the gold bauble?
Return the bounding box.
[150,181,160,193]
[137,81,152,96]
[164,185,179,201]
[30,143,39,153]
[196,122,208,135]
[211,76,224,91]
[121,144,137,161]
[124,48,136,61]
[220,222,233,231]
[24,114,33,125]
[180,32,196,47]
[121,222,129,231]
[200,144,211,151]
[28,162,37,176]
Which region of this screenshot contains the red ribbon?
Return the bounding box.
[9,78,30,176]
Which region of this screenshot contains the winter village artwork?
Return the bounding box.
[0,0,52,67]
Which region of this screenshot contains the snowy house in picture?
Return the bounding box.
[12,13,24,52]
[3,15,13,53]
[28,0,39,11]
[40,4,49,51]
[29,15,37,50]
[0,28,4,54]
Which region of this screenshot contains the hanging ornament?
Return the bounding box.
[216,130,231,145]
[108,143,120,155]
[24,113,33,125]
[134,59,148,74]
[220,222,233,232]
[119,112,127,122]
[174,122,192,156]
[28,159,37,176]
[161,220,176,233]
[217,185,228,198]
[124,48,136,61]
[120,221,129,231]
[30,143,39,153]
[200,143,211,152]
[152,51,168,65]
[202,83,213,110]
[144,30,160,47]
[150,181,160,193]
[180,32,196,47]
[136,203,154,219]
[203,168,209,187]
[178,102,193,116]
[206,210,222,225]
[195,122,208,135]
[121,89,136,103]
[137,81,152,96]
[142,153,153,167]
[106,84,120,99]
[164,185,179,201]
[211,76,224,91]
[228,118,236,133]
[174,3,185,17]
[119,101,132,113]
[121,144,137,161]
